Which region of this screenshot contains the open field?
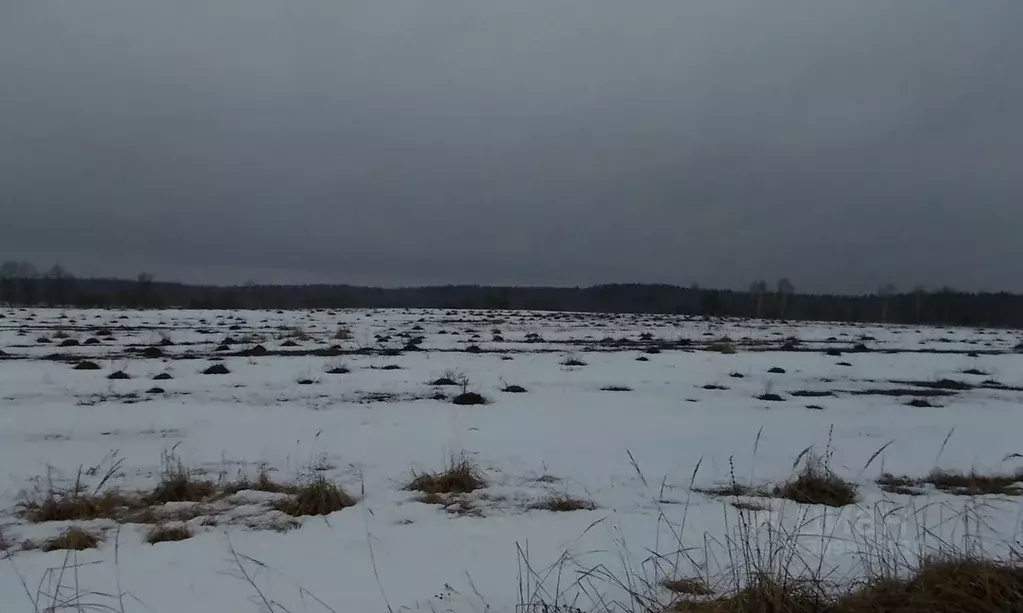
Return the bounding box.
[1,308,1022,612]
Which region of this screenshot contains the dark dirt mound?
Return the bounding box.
[238,344,267,357]
[202,364,230,375]
[452,392,487,405]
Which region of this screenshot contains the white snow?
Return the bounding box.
[1,308,1021,612]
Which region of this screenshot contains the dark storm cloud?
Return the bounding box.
[1,1,1021,292]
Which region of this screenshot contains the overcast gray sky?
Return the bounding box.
[1,1,1021,292]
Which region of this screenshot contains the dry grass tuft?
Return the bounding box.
[695,484,762,498]
[273,475,356,517]
[877,473,923,496]
[672,574,823,612]
[406,455,486,495]
[285,327,313,341]
[664,578,714,596]
[19,487,143,523]
[731,500,768,512]
[530,494,596,512]
[926,469,1023,495]
[145,523,193,544]
[146,457,217,504]
[904,378,974,391]
[773,456,857,507]
[221,468,300,496]
[41,527,100,552]
[880,469,1023,496]
[710,341,737,354]
[827,555,1023,612]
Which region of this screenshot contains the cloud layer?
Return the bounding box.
[2,1,1021,291]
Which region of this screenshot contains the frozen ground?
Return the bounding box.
[1,308,1022,612]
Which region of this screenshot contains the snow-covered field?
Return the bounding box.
[1,307,1022,612]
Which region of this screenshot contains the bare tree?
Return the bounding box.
[14,261,37,278]
[135,272,155,307]
[913,285,928,323]
[0,262,15,305]
[1,262,39,305]
[44,264,74,306]
[45,264,73,280]
[878,283,897,323]
[749,280,768,318]
[776,278,794,318]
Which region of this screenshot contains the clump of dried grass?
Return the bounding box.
[272,475,356,517]
[41,527,100,552]
[145,523,193,544]
[530,494,596,512]
[405,454,486,495]
[145,454,216,504]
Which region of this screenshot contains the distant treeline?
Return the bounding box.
[0,263,1020,327]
